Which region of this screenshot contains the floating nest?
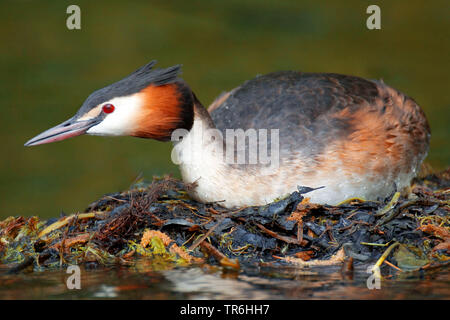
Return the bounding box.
[1,167,449,277]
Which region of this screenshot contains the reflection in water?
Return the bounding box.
[0,264,448,299]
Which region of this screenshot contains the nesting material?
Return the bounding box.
[0,168,448,277]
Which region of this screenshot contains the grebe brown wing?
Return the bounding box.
[208,71,429,161]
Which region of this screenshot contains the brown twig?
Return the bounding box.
[256,223,308,246]
[199,241,240,269]
[189,217,226,251]
[383,259,403,272]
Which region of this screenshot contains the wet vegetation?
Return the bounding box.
[1,168,448,283]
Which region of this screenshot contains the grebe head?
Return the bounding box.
[24,61,194,146]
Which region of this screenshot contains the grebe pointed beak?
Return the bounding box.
[24,116,102,147]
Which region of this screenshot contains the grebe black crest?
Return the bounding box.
[25,61,430,208]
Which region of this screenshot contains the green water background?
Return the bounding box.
[0,1,448,219]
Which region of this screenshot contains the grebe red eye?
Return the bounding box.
[102,104,115,114]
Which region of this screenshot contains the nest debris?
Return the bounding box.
[0,168,449,277]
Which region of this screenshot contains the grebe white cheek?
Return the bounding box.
[25,61,430,208]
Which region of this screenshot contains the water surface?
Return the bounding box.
[0,264,448,299]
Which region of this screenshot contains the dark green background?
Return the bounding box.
[0,1,448,219]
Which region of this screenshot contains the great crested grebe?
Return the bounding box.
[25,61,430,208]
